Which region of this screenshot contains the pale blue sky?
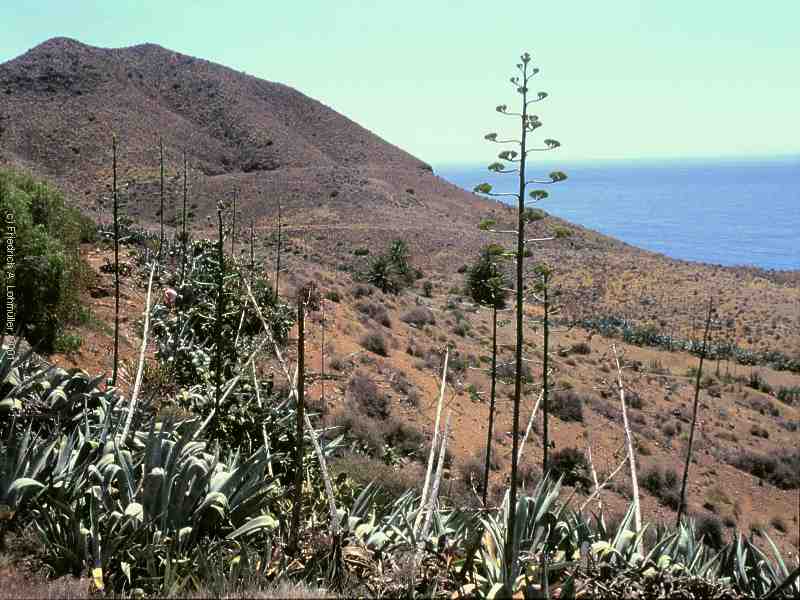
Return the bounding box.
[1,1,798,166]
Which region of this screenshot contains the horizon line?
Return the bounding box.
[432,151,800,168]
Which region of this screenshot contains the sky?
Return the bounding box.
[1,1,799,167]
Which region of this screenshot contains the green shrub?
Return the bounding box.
[53,333,83,354]
[0,169,95,351]
[324,289,341,303]
[776,386,800,406]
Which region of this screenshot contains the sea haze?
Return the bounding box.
[437,156,799,271]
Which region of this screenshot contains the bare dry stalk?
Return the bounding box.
[251,361,274,478]
[119,263,156,446]
[579,453,627,514]
[585,433,601,511]
[517,388,544,463]
[612,343,641,535]
[421,410,452,542]
[415,347,450,536]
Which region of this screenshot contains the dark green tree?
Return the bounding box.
[474,51,566,583]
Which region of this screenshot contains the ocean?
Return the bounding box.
[437,156,799,271]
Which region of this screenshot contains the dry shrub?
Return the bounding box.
[401,307,435,327]
[356,301,392,328]
[346,373,389,418]
[352,284,375,298]
[550,391,584,422]
[360,331,388,356]
[640,465,680,509]
[331,452,423,502]
[549,447,590,490]
[731,449,800,489]
[696,513,725,550]
[570,342,592,355]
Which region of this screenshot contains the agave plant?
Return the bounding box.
[0,422,53,549]
[33,416,281,593]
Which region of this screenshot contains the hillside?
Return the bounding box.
[1,36,799,564]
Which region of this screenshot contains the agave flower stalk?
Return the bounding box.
[474,51,566,582]
[676,297,714,527]
[111,134,120,386]
[159,137,165,263]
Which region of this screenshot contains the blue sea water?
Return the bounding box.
[437,156,799,271]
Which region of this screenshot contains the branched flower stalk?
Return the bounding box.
[475,51,566,582]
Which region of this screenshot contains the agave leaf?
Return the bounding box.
[227,514,277,539]
[8,477,44,495]
[124,502,143,520]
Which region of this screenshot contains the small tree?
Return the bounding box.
[465,244,509,505]
[474,51,566,583]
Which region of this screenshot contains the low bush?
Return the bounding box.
[351,284,374,298]
[347,373,389,418]
[570,342,592,355]
[550,391,584,422]
[496,359,533,383]
[731,449,800,489]
[356,301,391,328]
[360,331,389,356]
[641,465,680,509]
[627,391,644,409]
[696,514,725,550]
[331,452,423,504]
[401,307,435,327]
[459,452,486,491]
[323,289,341,303]
[549,447,590,490]
[776,386,800,405]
